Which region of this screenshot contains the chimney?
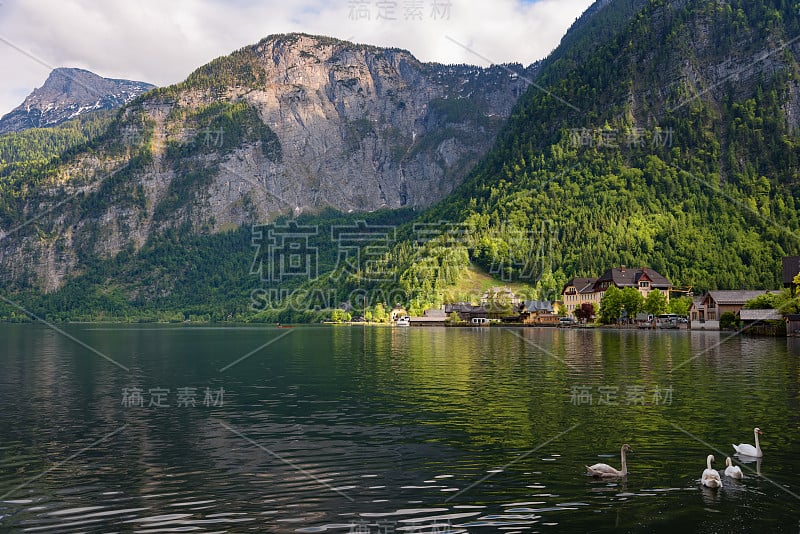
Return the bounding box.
[620,265,626,273]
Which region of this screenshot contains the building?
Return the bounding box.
[689,296,705,324]
[561,266,672,317]
[593,265,672,300]
[783,256,800,290]
[480,287,520,312]
[562,277,597,316]
[786,314,800,336]
[519,300,559,325]
[409,309,447,327]
[701,290,781,321]
[691,290,781,330]
[739,309,784,336]
[390,305,408,322]
[444,303,489,322]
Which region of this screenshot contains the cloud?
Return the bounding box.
[0,0,593,117]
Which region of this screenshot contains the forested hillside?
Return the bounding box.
[358,0,800,307]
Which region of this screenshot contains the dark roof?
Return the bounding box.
[409,316,447,323]
[594,266,671,289]
[783,256,800,286]
[578,283,598,294]
[562,277,597,294]
[444,303,488,314]
[521,300,554,313]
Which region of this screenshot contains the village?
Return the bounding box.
[344,256,800,336]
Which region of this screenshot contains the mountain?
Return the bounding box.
[375,0,800,308]
[0,68,155,134]
[543,0,649,69]
[5,0,800,323]
[0,34,532,293]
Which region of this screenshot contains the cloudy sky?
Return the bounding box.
[0,0,594,117]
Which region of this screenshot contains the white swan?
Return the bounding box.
[724,457,743,479]
[733,427,763,457]
[701,454,723,488]
[587,444,632,477]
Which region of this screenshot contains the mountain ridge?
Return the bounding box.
[0,33,532,292]
[0,67,155,134]
[389,0,800,298]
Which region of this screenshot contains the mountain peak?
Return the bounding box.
[0,68,155,134]
[254,32,409,53]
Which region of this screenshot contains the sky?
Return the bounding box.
[0,0,594,117]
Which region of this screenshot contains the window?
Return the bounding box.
[640,281,649,288]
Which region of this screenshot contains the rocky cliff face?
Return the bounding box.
[0,34,533,291]
[0,68,155,134]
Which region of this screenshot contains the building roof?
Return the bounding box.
[578,283,598,294]
[595,266,672,289]
[783,256,800,286]
[706,290,780,306]
[409,316,447,323]
[739,309,782,321]
[444,303,488,314]
[423,309,447,318]
[690,296,704,309]
[562,277,597,294]
[521,300,554,313]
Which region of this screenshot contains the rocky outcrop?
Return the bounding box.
[0,34,533,290]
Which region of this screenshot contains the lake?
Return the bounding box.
[0,324,799,532]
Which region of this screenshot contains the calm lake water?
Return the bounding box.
[0,324,799,533]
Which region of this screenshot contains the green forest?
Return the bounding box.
[296,0,800,318]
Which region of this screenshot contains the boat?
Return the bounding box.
[396,316,411,326]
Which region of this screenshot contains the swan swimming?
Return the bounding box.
[724,456,743,479]
[733,427,763,457]
[586,444,632,477]
[701,454,723,488]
